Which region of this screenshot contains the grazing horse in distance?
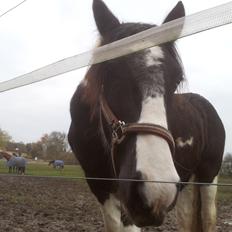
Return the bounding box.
[68,0,225,231]
[0,151,27,174]
[49,160,64,169]
[0,151,16,173]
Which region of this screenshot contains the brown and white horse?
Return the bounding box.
[0,151,26,175]
[68,1,225,231]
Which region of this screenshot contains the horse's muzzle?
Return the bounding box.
[132,209,166,227]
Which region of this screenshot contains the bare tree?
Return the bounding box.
[0,128,11,149]
[40,131,69,160]
[222,153,232,175]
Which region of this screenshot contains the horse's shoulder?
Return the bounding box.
[173,93,216,117]
[174,92,206,105]
[170,93,213,144]
[172,93,202,122]
[176,93,224,128]
[172,92,225,152]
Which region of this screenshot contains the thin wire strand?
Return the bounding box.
[0,0,27,19]
[0,174,231,187]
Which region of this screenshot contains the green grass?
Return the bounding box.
[217,174,232,201]
[0,160,84,178]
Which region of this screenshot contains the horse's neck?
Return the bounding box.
[0,152,11,161]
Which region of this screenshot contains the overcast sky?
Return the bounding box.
[0,0,231,153]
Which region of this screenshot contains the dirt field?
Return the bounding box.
[0,176,231,232]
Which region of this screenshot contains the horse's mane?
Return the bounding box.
[80,64,104,120]
[170,44,186,93]
[162,41,185,96]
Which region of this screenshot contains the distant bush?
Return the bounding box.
[221,153,232,176]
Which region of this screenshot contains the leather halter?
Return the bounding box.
[100,94,176,176]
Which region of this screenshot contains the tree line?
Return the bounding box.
[0,128,77,164]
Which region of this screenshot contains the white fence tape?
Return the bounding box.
[0,1,232,92]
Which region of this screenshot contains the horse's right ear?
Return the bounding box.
[163,1,185,24]
[93,0,120,36]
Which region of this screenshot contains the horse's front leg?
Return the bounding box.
[200,176,218,232]
[176,179,196,232]
[101,194,141,232]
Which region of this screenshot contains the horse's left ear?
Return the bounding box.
[163,1,185,24]
[93,0,120,36]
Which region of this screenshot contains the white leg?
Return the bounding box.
[176,175,202,232]
[176,178,195,232]
[101,194,141,232]
[200,176,218,232]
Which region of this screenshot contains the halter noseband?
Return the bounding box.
[100,94,176,176]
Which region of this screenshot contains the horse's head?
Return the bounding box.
[48,160,55,166]
[85,0,185,227]
[0,151,12,161]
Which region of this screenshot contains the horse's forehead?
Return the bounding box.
[145,47,164,66]
[128,46,164,68]
[124,46,165,97]
[102,22,155,44]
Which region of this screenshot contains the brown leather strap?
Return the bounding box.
[123,123,175,155]
[100,94,118,124]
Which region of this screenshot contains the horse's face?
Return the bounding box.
[91,0,185,227]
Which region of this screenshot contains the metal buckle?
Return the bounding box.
[111,120,126,144]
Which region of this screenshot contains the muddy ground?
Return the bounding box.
[0,176,231,232]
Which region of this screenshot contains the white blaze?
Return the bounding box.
[145,47,164,67]
[136,96,179,209]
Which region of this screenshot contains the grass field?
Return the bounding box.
[218,175,232,201]
[0,160,84,178]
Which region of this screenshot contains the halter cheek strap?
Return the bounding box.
[100,94,176,176]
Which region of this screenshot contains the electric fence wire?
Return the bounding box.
[0,174,231,187]
[0,0,28,19]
